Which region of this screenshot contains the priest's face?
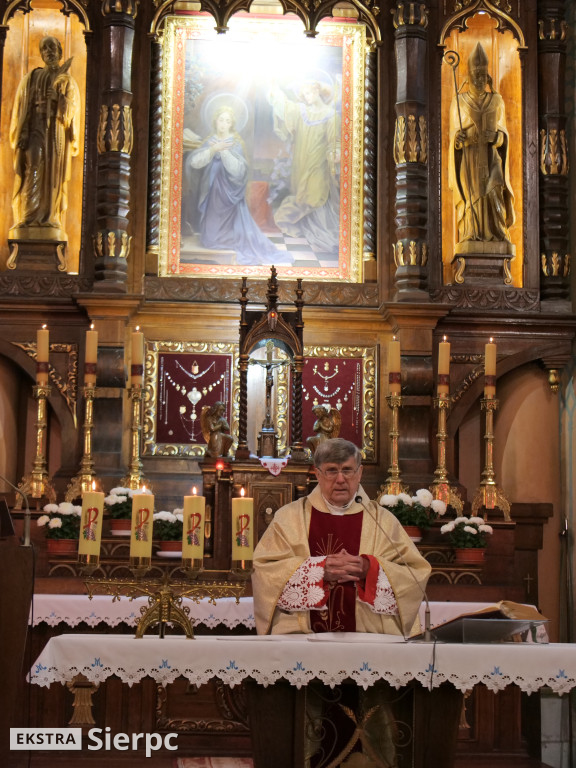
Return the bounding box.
[315,457,363,507]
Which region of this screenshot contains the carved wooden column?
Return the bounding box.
[538,0,570,304]
[392,1,429,301]
[145,37,162,274]
[93,0,139,291]
[363,45,378,281]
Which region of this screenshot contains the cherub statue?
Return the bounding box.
[200,401,234,458]
[306,403,342,454]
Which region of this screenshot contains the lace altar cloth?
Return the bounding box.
[29,633,576,695]
[30,595,255,629]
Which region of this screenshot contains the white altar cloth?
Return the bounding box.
[29,633,576,695]
[30,594,523,633]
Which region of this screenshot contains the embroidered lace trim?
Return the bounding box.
[277,556,328,611]
[359,568,398,615]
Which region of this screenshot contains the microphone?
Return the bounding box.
[0,472,31,548]
[355,494,433,642]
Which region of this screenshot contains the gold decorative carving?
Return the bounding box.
[66,675,99,726]
[97,104,134,154]
[304,344,376,461]
[541,252,570,277]
[394,115,428,164]
[392,3,429,28]
[142,341,240,457]
[101,0,139,17]
[455,0,511,12]
[13,341,78,424]
[538,18,567,42]
[93,230,132,260]
[539,129,569,176]
[393,240,428,267]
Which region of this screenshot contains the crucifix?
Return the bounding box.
[248,340,291,456]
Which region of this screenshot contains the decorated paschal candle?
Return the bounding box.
[182,487,205,561]
[130,489,154,559]
[231,487,254,563]
[78,483,104,562]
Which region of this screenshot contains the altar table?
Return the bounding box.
[29,632,575,694]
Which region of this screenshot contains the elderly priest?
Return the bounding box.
[252,438,431,637]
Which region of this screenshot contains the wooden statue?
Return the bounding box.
[200,401,234,458]
[306,404,341,454]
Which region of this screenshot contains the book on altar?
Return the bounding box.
[412,601,548,644]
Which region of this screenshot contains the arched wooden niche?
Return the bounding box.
[440,10,526,288]
[236,267,306,461]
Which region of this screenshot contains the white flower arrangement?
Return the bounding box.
[104,486,152,519]
[379,489,447,530]
[153,509,184,541]
[37,502,82,539]
[440,516,494,549]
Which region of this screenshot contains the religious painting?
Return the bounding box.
[159,14,366,282]
[297,345,377,460]
[142,341,240,457]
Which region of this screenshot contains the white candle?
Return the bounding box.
[84,326,98,386]
[437,336,451,396]
[484,338,497,397]
[131,327,144,387]
[388,337,401,395]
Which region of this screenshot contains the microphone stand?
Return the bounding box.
[355,494,433,642]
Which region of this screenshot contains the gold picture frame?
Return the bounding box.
[158,14,366,282]
[143,341,240,457]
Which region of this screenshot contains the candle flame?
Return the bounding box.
[443,335,447,342]
[240,487,245,498]
[489,337,493,343]
[392,335,396,341]
[192,486,197,496]
[135,325,140,332]
[90,323,94,330]
[42,324,47,330]
[91,480,96,491]
[142,485,147,493]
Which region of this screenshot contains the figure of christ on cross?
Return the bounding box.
[248,340,291,431]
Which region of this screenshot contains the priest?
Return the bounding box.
[252,438,431,636]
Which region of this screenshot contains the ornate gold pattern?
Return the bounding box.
[393,240,428,267]
[394,115,428,164]
[142,341,240,457]
[455,0,510,11]
[539,129,569,176]
[392,2,429,28]
[101,0,139,17]
[97,104,134,154]
[304,344,376,461]
[13,341,78,423]
[538,18,567,42]
[441,1,524,47]
[93,230,132,260]
[541,252,570,278]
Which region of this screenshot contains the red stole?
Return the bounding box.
[308,506,363,632]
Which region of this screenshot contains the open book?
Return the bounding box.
[413,601,548,643]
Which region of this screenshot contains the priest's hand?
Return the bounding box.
[324,549,369,583]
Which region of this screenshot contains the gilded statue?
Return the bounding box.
[448,43,515,250]
[200,401,234,458]
[9,36,81,242]
[306,404,341,454]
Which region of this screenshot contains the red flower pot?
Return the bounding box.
[46,538,78,556]
[454,548,485,565]
[403,525,423,543]
[109,519,131,536]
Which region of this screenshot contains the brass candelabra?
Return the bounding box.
[122,386,146,490]
[14,383,56,508]
[430,395,463,514]
[66,384,99,501]
[380,394,408,495]
[471,397,511,520]
[84,571,247,638]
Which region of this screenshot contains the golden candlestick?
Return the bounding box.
[66,384,99,502]
[430,395,463,514]
[122,386,146,490]
[84,575,247,638]
[380,394,408,495]
[472,397,511,520]
[14,384,56,508]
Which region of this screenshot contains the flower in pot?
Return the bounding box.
[38,502,82,553]
[153,510,184,554]
[440,515,493,564]
[105,487,152,535]
[379,489,447,540]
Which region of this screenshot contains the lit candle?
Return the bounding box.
[131,326,144,388]
[231,487,254,562]
[36,325,49,385]
[182,487,205,561]
[129,489,154,559]
[84,325,98,387]
[388,336,401,395]
[78,483,104,558]
[437,335,451,396]
[484,338,497,398]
